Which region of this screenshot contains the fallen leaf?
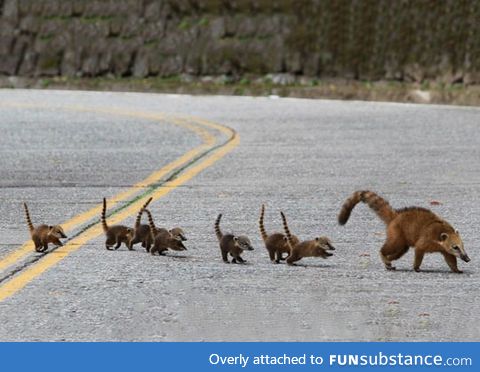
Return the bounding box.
[430,200,442,206]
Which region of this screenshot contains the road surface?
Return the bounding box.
[0,90,478,341]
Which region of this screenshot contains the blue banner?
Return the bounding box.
[1,342,476,371]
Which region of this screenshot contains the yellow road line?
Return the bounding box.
[0,106,218,271]
[0,126,239,302]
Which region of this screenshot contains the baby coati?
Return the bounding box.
[128,197,153,250]
[280,211,335,265]
[259,204,300,263]
[338,190,470,273]
[23,202,67,252]
[101,198,134,250]
[129,198,187,252]
[145,209,186,255]
[215,213,253,264]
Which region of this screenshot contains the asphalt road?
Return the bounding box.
[0,89,478,341]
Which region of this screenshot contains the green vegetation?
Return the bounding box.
[2,75,479,106]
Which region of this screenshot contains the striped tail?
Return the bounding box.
[101,198,109,233]
[215,214,223,241]
[280,211,294,248]
[23,203,34,233]
[338,190,396,225]
[135,197,153,229]
[144,209,157,241]
[259,204,268,242]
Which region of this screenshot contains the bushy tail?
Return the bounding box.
[259,204,268,242]
[135,197,153,229]
[338,190,396,225]
[280,211,294,248]
[101,198,109,233]
[215,214,223,241]
[144,209,156,241]
[23,203,34,233]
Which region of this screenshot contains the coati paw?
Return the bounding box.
[386,265,396,271]
[414,268,421,272]
[453,270,464,274]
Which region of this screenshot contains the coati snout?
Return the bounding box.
[235,236,253,251]
[49,225,67,240]
[170,235,187,251]
[439,231,470,262]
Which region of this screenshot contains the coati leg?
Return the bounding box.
[387,245,409,262]
[413,250,425,272]
[114,240,121,250]
[33,237,42,252]
[380,240,404,270]
[105,235,116,250]
[442,252,462,274]
[128,237,140,250]
[150,245,157,255]
[286,252,300,265]
[275,251,286,263]
[380,228,407,270]
[221,249,229,263]
[268,249,276,262]
[231,256,245,264]
[51,237,63,247]
[41,243,48,252]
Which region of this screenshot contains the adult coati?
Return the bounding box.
[145,209,186,255]
[215,214,253,263]
[23,203,67,252]
[101,198,134,250]
[280,211,334,265]
[338,190,470,273]
[259,204,300,263]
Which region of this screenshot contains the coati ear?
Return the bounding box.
[283,236,288,241]
[315,237,319,241]
[48,225,53,230]
[233,236,238,242]
[440,232,449,241]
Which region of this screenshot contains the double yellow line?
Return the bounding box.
[0,104,239,302]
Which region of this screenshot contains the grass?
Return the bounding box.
[1,75,480,106]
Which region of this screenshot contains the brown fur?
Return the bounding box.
[215,213,253,263]
[338,190,470,273]
[101,198,134,250]
[128,197,153,250]
[145,209,186,255]
[280,211,334,265]
[259,204,300,263]
[23,203,67,252]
